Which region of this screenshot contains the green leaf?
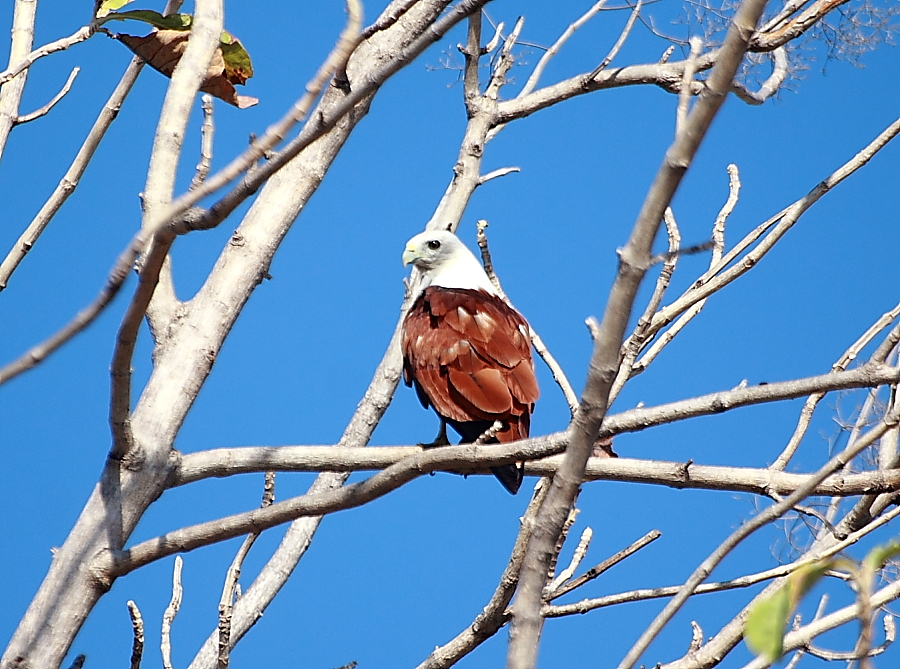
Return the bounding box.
[96,0,136,18]
[219,31,253,84]
[864,540,900,572]
[99,10,193,31]
[745,587,791,661]
[745,561,832,662]
[786,562,831,609]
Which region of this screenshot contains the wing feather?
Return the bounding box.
[401,286,539,436]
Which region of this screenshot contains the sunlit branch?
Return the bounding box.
[730,46,787,105]
[109,0,225,458]
[619,401,900,669]
[650,114,900,338]
[520,0,610,97]
[0,24,93,86]
[742,581,900,669]
[414,481,550,669]
[0,56,145,291]
[14,67,79,124]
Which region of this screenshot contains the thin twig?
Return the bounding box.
[545,527,593,596]
[731,47,787,105]
[127,600,144,669]
[548,529,661,601]
[190,94,215,190]
[161,557,184,669]
[475,220,579,415]
[649,115,900,340]
[0,25,93,85]
[771,299,900,471]
[218,472,274,669]
[14,67,79,124]
[548,507,900,618]
[0,56,145,292]
[676,37,702,137]
[618,401,900,669]
[521,0,609,97]
[633,164,739,374]
[609,208,681,406]
[587,0,642,80]
[415,481,551,669]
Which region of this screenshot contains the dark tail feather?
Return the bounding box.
[491,463,523,495]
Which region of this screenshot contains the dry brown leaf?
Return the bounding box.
[117,30,258,109]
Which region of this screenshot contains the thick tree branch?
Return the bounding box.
[109,0,224,458]
[509,3,770,666]
[414,482,551,669]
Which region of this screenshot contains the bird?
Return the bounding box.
[400,230,539,494]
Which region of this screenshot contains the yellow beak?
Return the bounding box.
[401,244,418,267]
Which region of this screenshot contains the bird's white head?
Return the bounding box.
[402,230,497,293]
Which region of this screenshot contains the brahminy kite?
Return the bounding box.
[401,230,539,494]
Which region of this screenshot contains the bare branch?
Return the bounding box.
[619,401,900,668]
[109,0,225,459]
[0,25,93,86]
[477,166,519,185]
[0,56,145,292]
[475,220,579,415]
[730,47,788,105]
[546,527,593,596]
[676,37,703,137]
[633,164,740,375]
[510,2,771,665]
[127,600,144,669]
[190,94,215,190]
[0,0,37,162]
[609,207,680,406]
[521,0,610,97]
[218,472,274,669]
[414,481,550,669]
[742,582,900,669]
[648,114,900,339]
[173,445,900,498]
[14,67,79,125]
[360,0,419,39]
[161,557,184,669]
[771,298,900,470]
[751,0,853,51]
[548,529,661,601]
[588,0,643,81]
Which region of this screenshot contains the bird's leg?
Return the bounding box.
[419,419,451,448]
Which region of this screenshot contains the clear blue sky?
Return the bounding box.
[2,1,899,667]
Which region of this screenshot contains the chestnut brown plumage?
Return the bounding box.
[401,231,539,494]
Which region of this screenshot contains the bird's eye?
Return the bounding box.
[426,240,441,250]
